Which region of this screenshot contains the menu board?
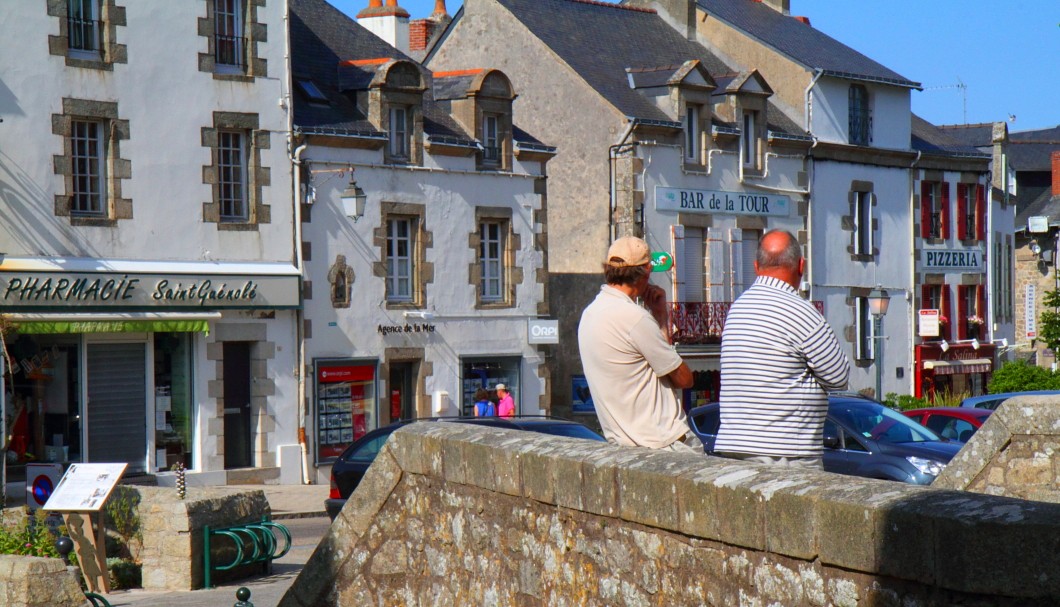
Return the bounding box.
[43,463,128,512]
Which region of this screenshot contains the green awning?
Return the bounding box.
[13,320,210,334]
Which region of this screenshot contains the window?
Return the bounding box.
[70,120,105,216]
[217,130,248,221]
[386,217,415,302]
[957,183,984,241]
[685,105,700,163]
[389,106,409,160]
[854,191,874,256]
[920,181,949,239]
[214,0,245,70]
[67,0,100,53]
[742,111,757,169]
[482,115,500,164]
[958,285,984,340]
[1005,237,1014,320]
[480,221,505,302]
[848,84,872,146]
[922,284,951,340]
[855,296,875,361]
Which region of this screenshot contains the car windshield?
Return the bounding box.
[831,400,940,443]
[341,430,394,463]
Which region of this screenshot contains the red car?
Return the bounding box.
[902,407,993,443]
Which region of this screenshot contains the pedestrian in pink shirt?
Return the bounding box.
[496,383,515,418]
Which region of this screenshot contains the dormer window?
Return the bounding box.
[742,110,758,170]
[849,84,872,146]
[684,105,701,163]
[482,114,500,165]
[389,106,410,159]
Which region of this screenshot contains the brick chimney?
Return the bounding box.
[409,1,450,53]
[1053,151,1060,197]
[357,0,411,53]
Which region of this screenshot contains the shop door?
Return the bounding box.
[223,342,252,469]
[86,343,148,473]
[389,363,416,421]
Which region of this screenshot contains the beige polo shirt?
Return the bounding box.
[577,285,687,448]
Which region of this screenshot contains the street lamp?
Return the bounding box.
[340,177,367,222]
[867,286,890,401]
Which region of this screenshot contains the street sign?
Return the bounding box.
[26,463,63,511]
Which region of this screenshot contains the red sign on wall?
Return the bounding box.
[318,365,374,383]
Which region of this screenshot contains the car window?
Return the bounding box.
[343,432,392,464]
[925,416,954,437]
[834,401,940,443]
[840,428,869,452]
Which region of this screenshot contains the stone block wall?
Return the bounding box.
[0,555,86,607]
[934,396,1060,503]
[280,423,1060,606]
[127,485,270,590]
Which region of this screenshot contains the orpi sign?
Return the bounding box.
[528,319,559,344]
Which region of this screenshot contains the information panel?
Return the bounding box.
[43,463,127,512]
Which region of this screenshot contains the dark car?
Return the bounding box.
[903,407,993,442]
[959,390,1060,411]
[687,395,962,485]
[325,416,605,520]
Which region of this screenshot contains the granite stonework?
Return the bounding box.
[0,555,86,607]
[119,485,271,590]
[934,395,1060,503]
[280,424,1060,607]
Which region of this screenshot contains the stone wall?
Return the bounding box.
[933,396,1060,503]
[280,423,1060,606]
[125,486,270,590]
[0,555,86,607]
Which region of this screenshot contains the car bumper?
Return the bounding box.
[325,497,346,521]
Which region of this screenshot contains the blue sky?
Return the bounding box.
[331,0,1059,133]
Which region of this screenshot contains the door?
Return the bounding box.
[223,342,252,469]
[389,363,416,420]
[86,342,148,472]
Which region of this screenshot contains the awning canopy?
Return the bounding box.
[923,358,993,375]
[3,312,221,335]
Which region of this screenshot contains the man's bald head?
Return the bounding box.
[755,230,804,288]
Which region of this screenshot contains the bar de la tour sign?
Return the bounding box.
[655,186,791,218]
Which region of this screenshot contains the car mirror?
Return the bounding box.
[823,434,840,449]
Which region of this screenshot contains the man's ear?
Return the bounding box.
[798,257,805,275]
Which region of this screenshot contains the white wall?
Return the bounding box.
[811,78,912,150]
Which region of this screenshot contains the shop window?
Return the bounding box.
[957,183,985,241]
[314,360,377,462]
[3,337,82,466]
[153,333,195,471]
[199,0,266,81]
[53,98,132,225]
[202,112,270,230]
[848,84,872,146]
[920,181,949,239]
[461,358,520,417]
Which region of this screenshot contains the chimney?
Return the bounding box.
[431,0,448,19]
[761,0,790,15]
[357,0,411,53]
[1053,151,1060,197]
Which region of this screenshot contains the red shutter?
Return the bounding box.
[941,285,951,341]
[921,285,930,310]
[956,183,968,240]
[977,285,986,339]
[940,182,951,239]
[920,182,932,238]
[956,285,968,340]
[976,184,986,241]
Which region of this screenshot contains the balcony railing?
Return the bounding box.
[482,146,500,162]
[215,34,247,69]
[68,17,102,52]
[669,300,825,345]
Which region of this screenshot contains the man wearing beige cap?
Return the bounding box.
[495,383,515,418]
[577,236,697,451]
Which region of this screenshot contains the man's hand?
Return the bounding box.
[642,284,669,330]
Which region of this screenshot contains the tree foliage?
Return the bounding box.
[1038,288,1060,355]
[987,360,1060,394]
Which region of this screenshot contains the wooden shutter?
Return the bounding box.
[941,285,951,340]
[956,183,968,240]
[940,182,950,239]
[683,227,705,303]
[920,182,932,238]
[976,184,986,241]
[957,285,969,340]
[705,227,727,302]
[977,285,986,338]
[729,229,743,300]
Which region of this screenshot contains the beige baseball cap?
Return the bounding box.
[495,383,507,391]
[606,236,651,267]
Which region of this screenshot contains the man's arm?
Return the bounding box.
[803,321,850,391]
[664,361,694,389]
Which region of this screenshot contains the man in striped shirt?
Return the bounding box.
[715,230,849,468]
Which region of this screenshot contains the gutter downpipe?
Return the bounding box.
[804,68,824,133]
[609,118,638,243]
[909,149,921,392]
[285,0,312,485]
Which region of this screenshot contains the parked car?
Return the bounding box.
[902,407,993,442]
[959,390,1060,411]
[325,416,606,520]
[687,394,962,485]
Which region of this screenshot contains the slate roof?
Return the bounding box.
[935,123,994,149]
[911,115,989,158]
[1008,126,1060,172]
[1015,189,1060,231]
[289,0,469,144]
[697,0,920,89]
[493,0,732,123]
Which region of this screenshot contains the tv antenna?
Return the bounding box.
[924,77,967,124]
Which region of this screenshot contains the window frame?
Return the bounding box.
[848,84,872,146]
[217,129,248,222]
[855,296,875,361]
[482,114,500,165]
[921,181,949,239]
[389,105,410,161]
[853,191,874,256]
[70,118,106,217]
[479,220,506,303]
[922,284,951,340]
[386,216,416,303]
[742,111,757,169]
[685,104,700,163]
[214,0,246,72]
[67,0,101,55]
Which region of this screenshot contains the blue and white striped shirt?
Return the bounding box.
[716,276,850,457]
